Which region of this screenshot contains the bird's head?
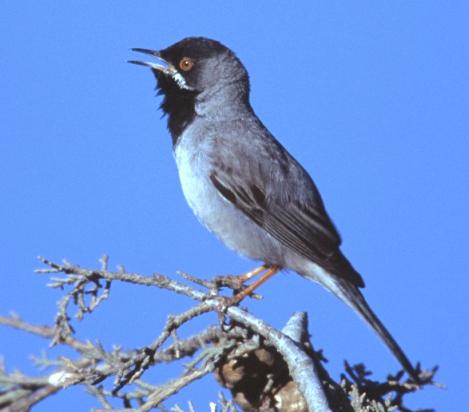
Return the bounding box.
[130,37,249,98]
[130,37,251,141]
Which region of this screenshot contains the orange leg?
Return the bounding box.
[237,265,268,282]
[229,265,280,304]
[215,264,268,290]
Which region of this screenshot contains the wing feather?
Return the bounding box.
[210,171,364,287]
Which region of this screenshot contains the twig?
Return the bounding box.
[0,257,436,411]
[140,362,215,412]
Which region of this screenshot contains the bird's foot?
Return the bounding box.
[216,295,239,312]
[214,265,268,292]
[219,265,281,309]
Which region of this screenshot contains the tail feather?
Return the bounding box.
[335,280,419,381]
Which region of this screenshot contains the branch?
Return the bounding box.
[35,257,332,410]
[0,257,437,411]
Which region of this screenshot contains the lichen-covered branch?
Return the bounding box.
[0,257,437,411]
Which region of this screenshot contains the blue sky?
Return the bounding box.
[1,2,468,411]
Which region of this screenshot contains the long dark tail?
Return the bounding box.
[334,279,419,381]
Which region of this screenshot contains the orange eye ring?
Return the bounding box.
[179,57,194,72]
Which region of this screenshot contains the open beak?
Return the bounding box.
[129,48,193,90]
[129,48,173,73]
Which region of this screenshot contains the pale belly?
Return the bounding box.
[173,138,286,265]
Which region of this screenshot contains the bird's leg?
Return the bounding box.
[227,265,281,305]
[237,265,269,282]
[214,264,268,291]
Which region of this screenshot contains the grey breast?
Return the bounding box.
[173,118,288,265]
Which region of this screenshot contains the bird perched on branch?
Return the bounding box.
[130,37,419,381]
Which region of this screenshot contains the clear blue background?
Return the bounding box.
[1,2,468,411]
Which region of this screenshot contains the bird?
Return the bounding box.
[129,37,419,381]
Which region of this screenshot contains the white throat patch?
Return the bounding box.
[169,70,193,91]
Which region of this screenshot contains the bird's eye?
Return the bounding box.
[179,57,194,72]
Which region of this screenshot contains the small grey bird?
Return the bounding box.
[130,37,418,380]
